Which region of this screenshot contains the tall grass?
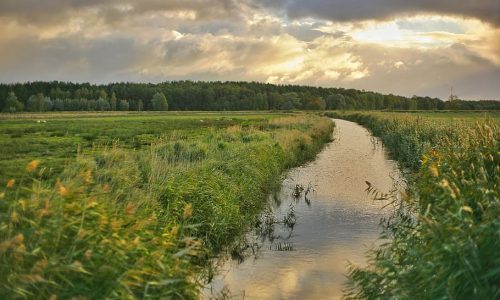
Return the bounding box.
[0,114,333,298]
[326,112,499,299]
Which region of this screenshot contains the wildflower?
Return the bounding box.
[18,200,26,210]
[84,249,93,260]
[170,226,179,237]
[82,170,92,184]
[13,234,24,245]
[102,183,111,192]
[86,197,97,209]
[10,211,19,223]
[439,179,449,188]
[125,203,136,215]
[462,206,473,213]
[27,160,40,172]
[429,164,439,177]
[110,219,122,231]
[16,243,26,254]
[99,216,109,230]
[56,181,68,197]
[32,258,48,274]
[77,229,87,240]
[6,179,15,188]
[183,203,193,219]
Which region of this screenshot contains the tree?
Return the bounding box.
[96,98,111,111]
[53,99,65,111]
[326,94,346,110]
[110,92,117,110]
[43,97,53,111]
[280,92,302,110]
[151,92,168,111]
[98,89,108,101]
[304,96,326,110]
[27,93,45,112]
[118,100,129,111]
[2,92,24,113]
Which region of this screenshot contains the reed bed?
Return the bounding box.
[326,112,499,299]
[0,114,333,299]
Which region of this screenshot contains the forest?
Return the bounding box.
[1,81,499,113]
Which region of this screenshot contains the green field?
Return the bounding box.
[0,111,334,298]
[0,112,291,186]
[326,111,499,299]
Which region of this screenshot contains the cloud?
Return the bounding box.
[280,0,500,26]
[0,1,498,99]
[0,0,251,27]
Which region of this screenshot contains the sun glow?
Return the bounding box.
[350,15,484,49]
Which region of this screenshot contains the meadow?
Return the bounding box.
[0,112,289,186]
[0,111,334,298]
[326,111,500,299]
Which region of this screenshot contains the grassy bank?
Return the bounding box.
[326,111,499,299]
[0,113,333,298]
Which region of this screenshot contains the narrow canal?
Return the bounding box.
[206,119,402,299]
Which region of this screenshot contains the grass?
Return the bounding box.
[0,112,334,298]
[326,111,499,299]
[0,112,289,187]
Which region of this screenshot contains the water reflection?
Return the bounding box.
[205,119,402,299]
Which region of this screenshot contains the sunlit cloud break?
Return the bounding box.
[0,0,499,99]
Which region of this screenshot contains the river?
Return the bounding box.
[205,119,402,299]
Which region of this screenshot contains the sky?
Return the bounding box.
[0,1,499,100]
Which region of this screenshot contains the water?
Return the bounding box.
[205,119,402,299]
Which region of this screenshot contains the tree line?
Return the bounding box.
[1,81,498,112]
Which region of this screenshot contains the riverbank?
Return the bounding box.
[0,113,333,299]
[206,118,402,299]
[326,111,499,299]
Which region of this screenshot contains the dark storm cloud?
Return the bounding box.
[2,0,499,26]
[0,33,153,83]
[271,0,500,25]
[0,0,246,26]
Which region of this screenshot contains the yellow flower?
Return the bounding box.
[32,258,48,274]
[183,203,193,219]
[170,226,179,237]
[429,164,439,177]
[82,170,92,184]
[84,249,93,260]
[125,203,136,216]
[13,234,24,245]
[26,160,40,172]
[10,211,19,223]
[56,181,68,197]
[462,206,473,213]
[6,179,15,188]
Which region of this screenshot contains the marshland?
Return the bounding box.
[2,1,500,299]
[1,109,498,299]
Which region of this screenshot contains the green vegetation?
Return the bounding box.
[2,81,499,113]
[0,112,333,298]
[326,111,499,299]
[0,112,283,186]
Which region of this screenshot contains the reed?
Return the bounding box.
[0,113,333,298]
[327,112,500,299]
